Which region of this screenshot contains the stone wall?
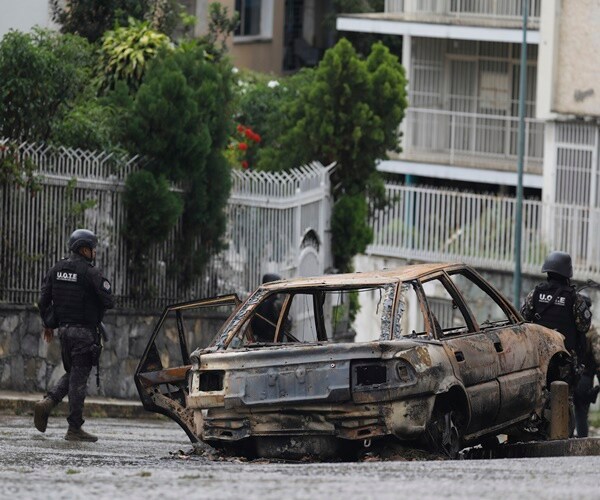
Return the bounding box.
[0,305,227,400]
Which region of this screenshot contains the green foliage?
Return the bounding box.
[329,1,401,57]
[123,170,183,262]
[0,142,41,193]
[50,0,184,42]
[234,70,310,170]
[256,39,407,271]
[50,98,120,151]
[98,19,172,93]
[0,29,94,141]
[259,39,406,194]
[197,2,239,61]
[331,195,373,272]
[121,43,234,280]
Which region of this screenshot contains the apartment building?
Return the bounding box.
[338,1,544,193]
[336,0,600,204]
[338,0,600,275]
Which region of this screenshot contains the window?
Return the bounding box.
[236,0,261,36]
[448,271,512,329]
[395,282,429,338]
[234,0,273,40]
[421,277,470,337]
[227,285,396,348]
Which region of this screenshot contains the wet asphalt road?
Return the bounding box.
[1,415,599,500]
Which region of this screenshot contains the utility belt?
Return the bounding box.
[59,323,96,330]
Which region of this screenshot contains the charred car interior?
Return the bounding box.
[135,264,572,459]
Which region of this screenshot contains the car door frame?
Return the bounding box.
[419,271,501,434]
[135,294,241,442]
[444,267,542,427]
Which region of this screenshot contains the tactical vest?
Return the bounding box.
[51,256,101,327]
[532,281,580,356]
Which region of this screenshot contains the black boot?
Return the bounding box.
[34,397,57,433]
[65,426,98,442]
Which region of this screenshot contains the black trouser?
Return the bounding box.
[574,373,594,438]
[47,326,95,429]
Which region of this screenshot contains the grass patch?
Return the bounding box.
[139,471,151,477]
[66,469,80,475]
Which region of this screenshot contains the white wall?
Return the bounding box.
[0,0,56,38]
[538,0,600,119]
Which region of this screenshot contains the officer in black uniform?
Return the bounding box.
[573,295,600,437]
[251,273,284,342]
[35,229,114,442]
[521,251,592,373]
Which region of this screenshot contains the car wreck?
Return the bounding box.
[135,264,571,459]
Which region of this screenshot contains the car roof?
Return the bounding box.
[260,263,466,290]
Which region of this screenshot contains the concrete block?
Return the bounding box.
[48,364,66,389]
[0,331,10,358]
[21,332,39,357]
[46,339,62,364]
[0,315,19,335]
[0,360,10,387]
[37,360,48,388]
[10,357,24,390]
[129,337,148,358]
[24,358,38,386]
[25,312,42,335]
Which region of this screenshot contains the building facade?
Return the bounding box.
[338,0,600,272]
[338,1,544,191]
[0,1,330,75]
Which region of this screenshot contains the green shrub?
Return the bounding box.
[123,170,183,263]
[0,29,94,141]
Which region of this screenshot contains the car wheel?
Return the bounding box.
[426,405,463,459]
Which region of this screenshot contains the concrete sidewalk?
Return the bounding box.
[0,390,158,420]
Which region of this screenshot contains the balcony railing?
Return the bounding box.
[401,107,544,173]
[385,0,541,24]
[369,184,600,281]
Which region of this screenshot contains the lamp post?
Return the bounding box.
[513,0,528,307]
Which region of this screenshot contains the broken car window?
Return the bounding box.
[395,282,429,338]
[227,286,395,347]
[421,278,470,336]
[448,271,512,329]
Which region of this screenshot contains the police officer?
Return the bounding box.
[574,295,600,437]
[35,229,114,442]
[521,250,592,370]
[250,273,284,342]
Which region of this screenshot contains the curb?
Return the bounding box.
[0,392,161,420]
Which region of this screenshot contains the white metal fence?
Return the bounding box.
[369,184,600,282]
[0,141,332,309]
[385,0,541,22]
[403,108,544,171]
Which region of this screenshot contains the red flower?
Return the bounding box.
[238,142,248,151]
[244,129,254,140]
[237,124,245,133]
[241,160,249,169]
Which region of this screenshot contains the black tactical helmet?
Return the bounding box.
[262,273,282,284]
[68,229,98,252]
[541,251,573,278]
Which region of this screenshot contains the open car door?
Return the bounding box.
[135,295,240,441]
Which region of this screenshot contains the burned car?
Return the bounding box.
[135,264,571,459]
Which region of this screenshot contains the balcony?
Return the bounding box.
[398,108,544,175]
[337,1,540,44]
[384,0,540,28]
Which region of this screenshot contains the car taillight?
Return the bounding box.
[352,359,416,391]
[199,370,225,391]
